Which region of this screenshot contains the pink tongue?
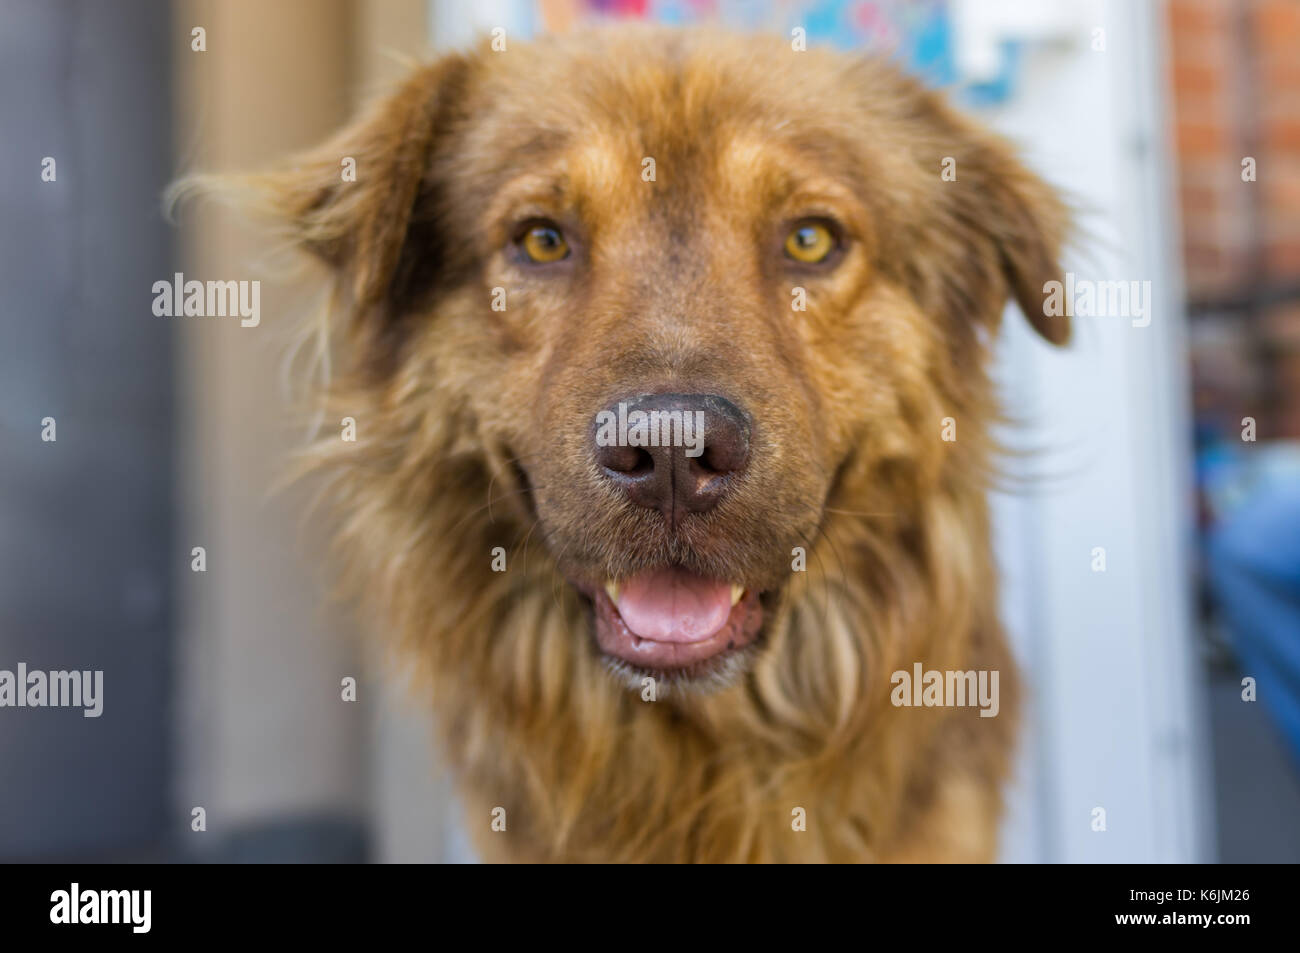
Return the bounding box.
[615,567,733,643]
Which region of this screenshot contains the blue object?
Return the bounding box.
[1208,483,1300,767]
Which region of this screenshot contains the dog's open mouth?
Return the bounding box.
[581,566,765,675]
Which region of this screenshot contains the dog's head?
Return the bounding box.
[257,27,1066,690]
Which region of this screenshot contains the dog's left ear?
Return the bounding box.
[963,137,1071,346]
[907,96,1071,347]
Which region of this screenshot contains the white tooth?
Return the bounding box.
[730,584,744,607]
[605,580,620,604]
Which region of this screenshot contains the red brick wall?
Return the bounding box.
[1169,0,1300,438]
[1255,0,1300,282]
[1169,0,1248,298]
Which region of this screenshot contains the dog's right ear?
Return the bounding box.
[264,54,469,315]
[176,54,470,366]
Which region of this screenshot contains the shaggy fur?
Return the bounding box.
[219,26,1068,862]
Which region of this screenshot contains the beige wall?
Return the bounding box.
[173,0,448,858]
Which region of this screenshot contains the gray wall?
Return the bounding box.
[0,0,173,858]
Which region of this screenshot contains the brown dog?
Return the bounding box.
[234,25,1068,862]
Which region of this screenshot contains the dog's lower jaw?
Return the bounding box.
[600,638,766,695]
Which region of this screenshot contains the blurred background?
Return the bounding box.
[1,0,1297,863]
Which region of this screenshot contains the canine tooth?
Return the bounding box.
[730,584,744,606]
[605,580,620,604]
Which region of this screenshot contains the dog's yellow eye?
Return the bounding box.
[784,222,835,263]
[520,224,570,263]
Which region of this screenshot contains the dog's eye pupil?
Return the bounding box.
[521,224,570,263]
[784,222,835,263]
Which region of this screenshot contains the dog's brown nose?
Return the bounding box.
[593,393,750,520]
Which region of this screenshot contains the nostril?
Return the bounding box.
[624,448,655,477]
[698,439,748,476]
[696,399,750,476]
[595,443,653,477]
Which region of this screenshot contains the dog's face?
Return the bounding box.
[268,28,1066,689]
